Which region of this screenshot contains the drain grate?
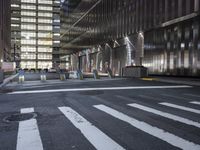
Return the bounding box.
[79,90,104,96]
[3,113,37,122]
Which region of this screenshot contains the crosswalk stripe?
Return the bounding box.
[17,108,43,150]
[190,101,200,106]
[159,102,200,114]
[94,104,200,150]
[128,103,200,128]
[58,107,125,150]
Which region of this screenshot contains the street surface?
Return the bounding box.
[0,78,200,150]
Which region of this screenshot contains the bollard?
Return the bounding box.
[40,74,46,82]
[107,68,113,78]
[93,69,100,79]
[19,75,25,83]
[77,70,83,80]
[60,74,66,81]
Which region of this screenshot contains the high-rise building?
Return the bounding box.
[61,0,200,76]
[11,0,60,69]
[0,0,11,65]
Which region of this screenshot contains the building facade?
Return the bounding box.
[0,0,11,65]
[61,0,200,76]
[11,0,60,69]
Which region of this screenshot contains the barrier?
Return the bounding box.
[60,74,66,81]
[93,69,100,79]
[107,68,113,78]
[77,70,83,80]
[18,70,25,83]
[19,75,25,83]
[40,70,46,82]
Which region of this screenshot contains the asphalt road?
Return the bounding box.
[0,78,200,150]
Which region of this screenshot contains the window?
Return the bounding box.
[21,0,36,3]
[53,40,60,43]
[53,33,60,36]
[21,31,36,38]
[21,17,36,23]
[53,19,60,23]
[21,39,36,45]
[38,0,52,4]
[38,18,52,24]
[11,24,19,27]
[21,4,36,10]
[38,6,52,11]
[21,53,36,59]
[11,17,20,21]
[21,11,36,16]
[38,12,52,17]
[21,46,36,52]
[38,54,52,60]
[38,25,52,31]
[38,61,52,69]
[38,32,52,38]
[38,40,52,45]
[21,24,36,30]
[20,61,36,69]
[38,47,52,52]
[11,4,20,7]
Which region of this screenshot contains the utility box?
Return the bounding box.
[122,66,148,78]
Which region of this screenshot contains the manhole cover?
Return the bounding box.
[3,113,37,122]
[79,90,104,95]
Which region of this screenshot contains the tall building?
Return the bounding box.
[11,0,60,69]
[0,0,11,65]
[61,0,200,76]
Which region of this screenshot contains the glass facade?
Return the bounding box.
[11,0,60,69]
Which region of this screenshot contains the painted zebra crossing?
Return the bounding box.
[15,101,200,150]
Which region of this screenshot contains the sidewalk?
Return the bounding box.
[145,76,200,86]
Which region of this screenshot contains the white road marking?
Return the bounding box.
[184,94,200,98]
[128,103,200,128]
[9,85,192,94]
[20,108,34,114]
[159,102,200,114]
[59,107,125,150]
[94,104,200,150]
[17,108,43,150]
[190,101,200,106]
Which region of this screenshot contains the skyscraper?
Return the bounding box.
[11,0,60,69]
[0,0,11,64]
